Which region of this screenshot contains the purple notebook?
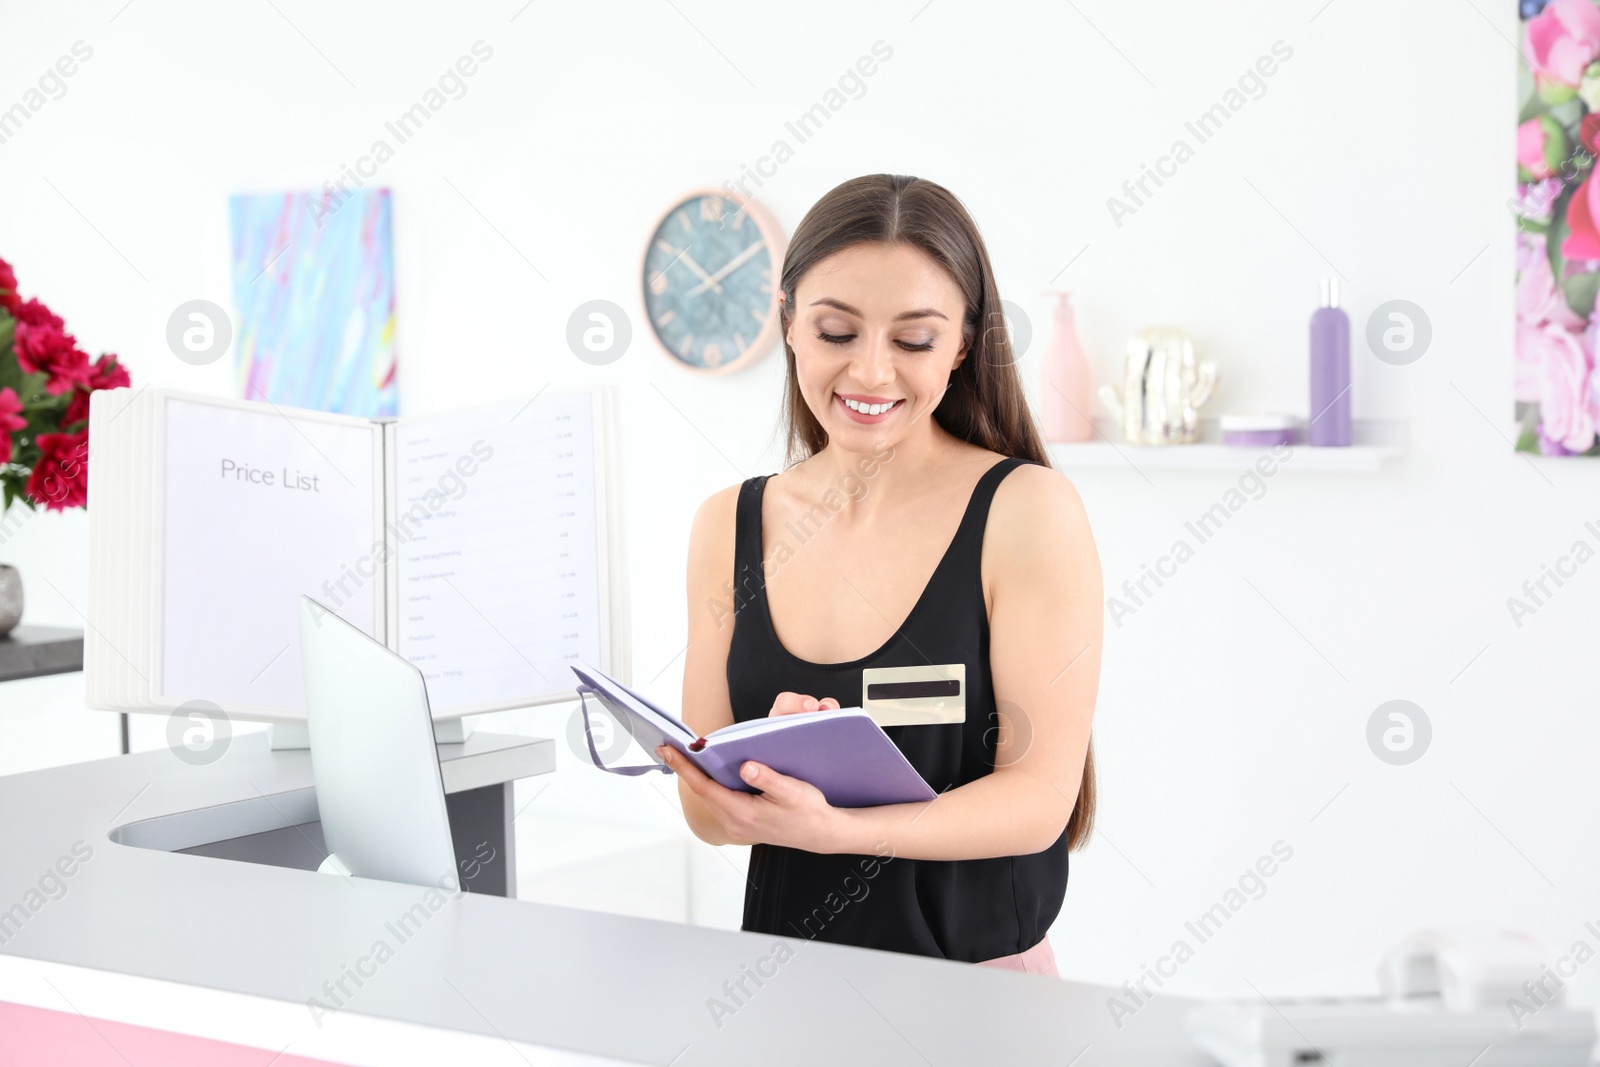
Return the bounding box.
[570,663,936,808]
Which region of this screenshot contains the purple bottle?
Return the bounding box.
[1309,277,1351,447]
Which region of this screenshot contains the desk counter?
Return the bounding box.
[0,730,1204,1066]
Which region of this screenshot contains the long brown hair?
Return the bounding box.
[775,173,1096,851]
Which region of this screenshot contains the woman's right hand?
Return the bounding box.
[768,691,840,717]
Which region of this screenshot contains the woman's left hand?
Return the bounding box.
[657,745,842,852]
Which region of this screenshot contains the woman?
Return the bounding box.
[658,174,1102,976]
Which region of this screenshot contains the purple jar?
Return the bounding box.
[1221,414,1299,447]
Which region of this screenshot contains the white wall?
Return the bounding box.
[4,0,1595,1011]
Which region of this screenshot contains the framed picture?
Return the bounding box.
[1515,0,1600,455]
[230,188,398,418]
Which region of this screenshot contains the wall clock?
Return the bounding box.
[641,190,785,374]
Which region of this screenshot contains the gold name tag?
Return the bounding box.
[860,664,965,727]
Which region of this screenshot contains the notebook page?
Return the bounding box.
[391,392,603,711]
[571,663,691,741]
[706,706,869,742]
[574,662,689,735]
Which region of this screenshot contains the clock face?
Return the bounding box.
[642,191,782,373]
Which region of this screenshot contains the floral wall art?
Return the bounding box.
[1517,0,1600,455]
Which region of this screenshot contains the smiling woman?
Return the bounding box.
[668,174,1104,976]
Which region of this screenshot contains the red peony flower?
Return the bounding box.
[86,353,129,391]
[12,297,90,394]
[0,257,19,317]
[0,387,25,466]
[1,261,131,513]
[62,355,130,429]
[62,389,89,429]
[26,431,89,511]
[11,297,61,333]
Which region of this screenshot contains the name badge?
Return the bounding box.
[860,663,965,727]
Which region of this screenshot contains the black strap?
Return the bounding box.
[574,684,673,777]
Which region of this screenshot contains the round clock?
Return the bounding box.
[641,190,785,374]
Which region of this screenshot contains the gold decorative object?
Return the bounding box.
[1097,327,1218,444]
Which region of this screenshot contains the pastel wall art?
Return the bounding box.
[1515,0,1600,455]
[229,188,397,418]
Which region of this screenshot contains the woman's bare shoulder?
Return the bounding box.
[988,461,1098,572]
[684,483,749,641]
[994,457,1088,516]
[688,482,745,564]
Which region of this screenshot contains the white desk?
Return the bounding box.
[0,730,1209,1065]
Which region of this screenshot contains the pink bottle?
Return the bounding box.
[1040,291,1094,442]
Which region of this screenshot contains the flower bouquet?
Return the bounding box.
[1516,0,1600,455]
[0,257,130,512]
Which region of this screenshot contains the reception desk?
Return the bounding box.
[0,728,1206,1065]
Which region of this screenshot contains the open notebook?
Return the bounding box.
[570,663,936,808]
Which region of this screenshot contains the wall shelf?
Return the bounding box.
[1046,418,1408,473]
[0,625,84,683]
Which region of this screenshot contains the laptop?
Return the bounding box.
[297,594,458,891]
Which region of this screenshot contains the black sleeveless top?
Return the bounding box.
[726,455,1069,962]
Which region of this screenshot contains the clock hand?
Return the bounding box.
[687,241,765,297]
[672,250,724,295]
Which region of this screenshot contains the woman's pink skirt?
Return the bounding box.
[975,935,1058,977]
